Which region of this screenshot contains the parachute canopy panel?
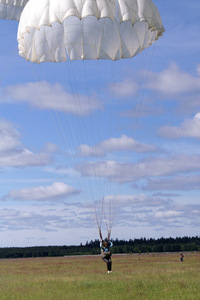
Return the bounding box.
[17,0,165,63]
[0,0,29,21]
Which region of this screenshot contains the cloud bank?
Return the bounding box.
[159,113,200,138]
[7,182,80,202]
[78,135,157,157]
[0,119,52,168]
[77,154,200,183]
[3,81,102,116]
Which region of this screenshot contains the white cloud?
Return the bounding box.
[197,64,200,75]
[159,113,200,138]
[0,119,52,168]
[142,175,200,191]
[152,203,200,227]
[0,119,21,153]
[122,101,163,118]
[109,78,138,98]
[7,182,79,201]
[0,149,52,168]
[4,81,102,116]
[0,202,94,234]
[155,210,182,219]
[46,166,80,179]
[104,193,169,207]
[145,63,200,95]
[78,135,157,157]
[0,208,48,231]
[0,207,69,231]
[78,144,104,157]
[100,135,156,153]
[77,154,200,183]
[42,143,58,153]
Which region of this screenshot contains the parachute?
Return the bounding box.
[0,0,29,21]
[0,0,164,241]
[17,0,164,63]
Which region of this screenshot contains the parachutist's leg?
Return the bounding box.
[107,259,112,271]
[102,257,108,263]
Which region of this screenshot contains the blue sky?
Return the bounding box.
[0,0,200,247]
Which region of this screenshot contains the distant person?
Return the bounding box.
[100,239,113,273]
[180,253,184,262]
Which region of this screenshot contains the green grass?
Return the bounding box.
[0,252,199,299]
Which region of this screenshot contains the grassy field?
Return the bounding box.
[0,252,199,300]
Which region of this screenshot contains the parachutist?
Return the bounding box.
[180,253,184,262]
[100,239,113,273]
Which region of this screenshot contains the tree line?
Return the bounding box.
[0,236,199,259]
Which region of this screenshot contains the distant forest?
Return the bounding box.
[0,236,200,259]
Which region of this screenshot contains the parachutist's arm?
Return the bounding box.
[100,241,105,251]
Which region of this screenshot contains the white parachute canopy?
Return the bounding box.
[0,0,29,21]
[17,0,165,63]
